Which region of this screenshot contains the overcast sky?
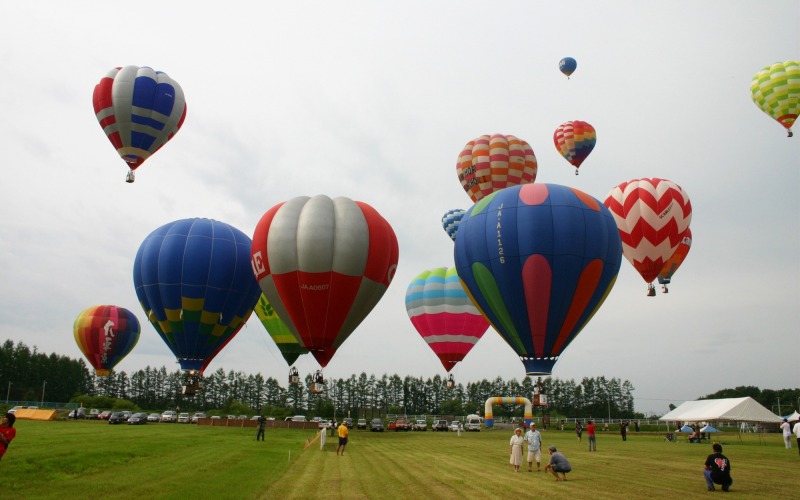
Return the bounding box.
[1,1,798,415]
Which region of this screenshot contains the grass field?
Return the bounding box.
[3,419,798,499]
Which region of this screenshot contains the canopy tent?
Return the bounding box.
[782,410,800,422]
[700,425,720,433]
[679,425,693,432]
[660,397,782,424]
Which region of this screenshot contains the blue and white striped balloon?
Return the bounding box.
[441,209,465,242]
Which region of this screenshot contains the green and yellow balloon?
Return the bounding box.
[750,60,800,137]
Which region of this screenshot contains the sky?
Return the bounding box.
[1,1,798,416]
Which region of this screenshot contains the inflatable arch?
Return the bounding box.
[484,397,532,428]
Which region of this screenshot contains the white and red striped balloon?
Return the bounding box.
[603,178,692,284]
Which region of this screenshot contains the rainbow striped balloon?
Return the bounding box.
[553,120,596,174]
[73,305,140,376]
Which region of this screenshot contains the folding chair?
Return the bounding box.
[664,433,677,442]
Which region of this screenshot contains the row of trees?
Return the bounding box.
[2,339,638,418]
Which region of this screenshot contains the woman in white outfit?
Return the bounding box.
[509,427,524,472]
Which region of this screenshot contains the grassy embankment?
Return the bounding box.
[3,420,798,499]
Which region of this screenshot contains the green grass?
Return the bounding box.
[3,420,798,499]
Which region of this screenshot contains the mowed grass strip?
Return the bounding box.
[5,421,799,499]
[262,427,800,500]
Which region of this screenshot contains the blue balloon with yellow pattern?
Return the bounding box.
[133,218,261,373]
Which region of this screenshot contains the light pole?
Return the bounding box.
[5,382,10,405]
[41,380,47,406]
[607,398,611,423]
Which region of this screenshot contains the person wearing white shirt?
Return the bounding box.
[779,419,792,449]
[524,422,543,472]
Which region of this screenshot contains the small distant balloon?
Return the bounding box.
[559,57,577,78]
[553,121,596,175]
[441,209,465,242]
[750,60,799,137]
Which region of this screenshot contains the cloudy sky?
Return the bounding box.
[2,1,798,415]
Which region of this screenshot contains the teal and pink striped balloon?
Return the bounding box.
[405,267,489,372]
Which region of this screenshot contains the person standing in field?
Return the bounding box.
[524,422,542,472]
[509,427,524,472]
[586,420,597,451]
[794,420,800,455]
[256,415,266,441]
[0,413,16,462]
[336,420,349,456]
[620,421,628,441]
[703,443,732,491]
[575,421,583,442]
[780,418,792,449]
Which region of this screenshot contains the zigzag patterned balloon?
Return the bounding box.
[604,178,692,285]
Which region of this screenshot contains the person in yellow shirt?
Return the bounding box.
[337,421,349,456]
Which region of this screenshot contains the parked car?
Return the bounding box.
[8,406,26,414]
[128,412,149,425]
[394,416,410,431]
[120,410,133,421]
[318,420,332,429]
[432,419,449,432]
[343,417,353,429]
[387,420,396,430]
[108,412,125,424]
[97,410,112,420]
[191,412,206,424]
[88,409,101,419]
[357,418,367,430]
[449,420,462,432]
[370,418,384,432]
[160,410,177,423]
[465,415,481,431]
[413,420,427,431]
[68,408,87,419]
[177,412,191,423]
[147,413,161,422]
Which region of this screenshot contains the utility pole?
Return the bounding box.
[5,382,10,405]
[41,380,47,406]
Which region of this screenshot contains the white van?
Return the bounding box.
[465,414,482,432]
[291,415,307,422]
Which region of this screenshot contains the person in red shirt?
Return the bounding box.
[0,413,17,461]
[586,419,597,451]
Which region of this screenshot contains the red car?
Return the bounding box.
[97,411,112,420]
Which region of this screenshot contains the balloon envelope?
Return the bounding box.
[254,294,309,366]
[93,65,187,173]
[250,195,399,368]
[604,178,692,284]
[559,57,577,77]
[553,120,596,173]
[658,228,692,285]
[750,60,800,135]
[454,183,622,375]
[441,209,465,242]
[73,305,140,376]
[456,134,537,203]
[405,267,490,372]
[133,218,261,373]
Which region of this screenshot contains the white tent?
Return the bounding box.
[783,410,800,422]
[659,397,782,424]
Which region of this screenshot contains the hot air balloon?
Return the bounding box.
[559,57,577,78]
[750,60,799,137]
[456,134,538,203]
[133,218,261,381]
[603,178,692,296]
[553,121,596,175]
[454,183,622,375]
[405,267,490,378]
[657,228,692,293]
[254,293,309,366]
[441,209,466,242]
[93,65,187,182]
[73,305,140,376]
[250,195,399,370]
